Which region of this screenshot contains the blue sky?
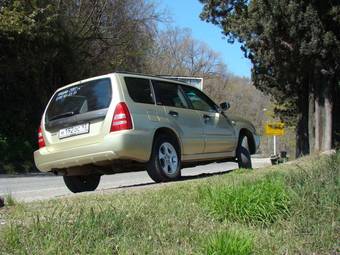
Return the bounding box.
[159,0,251,77]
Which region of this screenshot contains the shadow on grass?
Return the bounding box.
[109,169,235,190]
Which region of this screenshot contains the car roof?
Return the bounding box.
[54,71,199,93]
[114,71,200,88]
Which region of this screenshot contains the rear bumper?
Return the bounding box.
[34,130,153,172]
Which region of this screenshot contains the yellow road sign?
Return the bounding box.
[264,122,285,136]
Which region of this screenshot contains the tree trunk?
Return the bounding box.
[296,85,310,158]
[314,95,322,152]
[322,84,333,151]
[308,90,315,151]
[334,85,340,149]
[312,63,322,153]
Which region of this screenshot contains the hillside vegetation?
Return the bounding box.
[0,153,339,254]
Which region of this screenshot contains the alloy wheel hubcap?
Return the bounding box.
[158,142,178,175]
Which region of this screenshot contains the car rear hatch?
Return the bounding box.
[43,78,112,151]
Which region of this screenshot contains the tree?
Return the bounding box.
[55,0,161,75]
[0,0,161,171]
[146,27,225,77]
[199,0,340,157]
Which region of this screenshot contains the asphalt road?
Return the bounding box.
[0,158,270,202]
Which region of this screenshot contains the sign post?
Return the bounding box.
[264,122,285,155]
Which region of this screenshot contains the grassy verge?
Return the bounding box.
[0,153,339,254]
[199,176,292,225]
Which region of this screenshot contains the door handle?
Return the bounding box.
[203,114,211,121]
[168,111,179,117]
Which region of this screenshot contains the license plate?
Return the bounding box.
[59,123,90,139]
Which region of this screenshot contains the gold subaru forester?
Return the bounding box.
[34,72,260,193]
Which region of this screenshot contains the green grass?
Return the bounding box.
[204,229,253,255]
[3,194,16,207]
[0,153,339,254]
[2,206,124,254]
[199,176,292,225]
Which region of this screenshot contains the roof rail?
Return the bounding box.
[113,71,203,89]
[112,71,189,82]
[114,71,167,79]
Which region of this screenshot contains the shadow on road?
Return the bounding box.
[109,169,235,190]
[180,169,234,181]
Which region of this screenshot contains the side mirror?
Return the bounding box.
[219,102,230,112]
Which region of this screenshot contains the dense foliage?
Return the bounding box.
[199,0,340,156]
[0,0,159,171]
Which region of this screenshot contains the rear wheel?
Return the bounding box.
[63,174,101,193]
[147,135,181,182]
[237,135,252,169]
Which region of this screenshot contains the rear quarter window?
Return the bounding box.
[124,77,154,104]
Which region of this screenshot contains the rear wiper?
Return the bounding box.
[49,111,75,121]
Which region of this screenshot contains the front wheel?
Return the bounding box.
[236,135,252,169]
[147,135,181,183]
[63,174,101,193]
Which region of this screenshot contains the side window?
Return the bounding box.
[124,77,154,104]
[152,81,189,108]
[181,85,217,112]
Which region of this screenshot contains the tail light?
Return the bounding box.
[110,102,133,132]
[38,126,46,148]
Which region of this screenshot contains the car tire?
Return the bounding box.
[147,134,181,183]
[237,135,252,169]
[63,174,101,193]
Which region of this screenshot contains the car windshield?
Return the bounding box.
[46,78,112,122]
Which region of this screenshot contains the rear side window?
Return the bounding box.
[124,77,154,104]
[152,81,188,108]
[46,78,112,122]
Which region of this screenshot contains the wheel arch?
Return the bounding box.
[152,127,182,157]
[238,128,256,154]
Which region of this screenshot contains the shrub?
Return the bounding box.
[0,133,36,174]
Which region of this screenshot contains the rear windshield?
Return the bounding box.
[46,78,112,122]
